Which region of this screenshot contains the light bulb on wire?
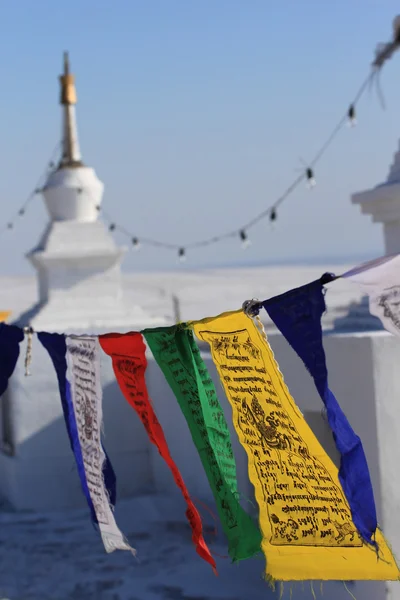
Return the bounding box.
[306,168,316,189]
[240,229,251,249]
[270,208,277,230]
[132,237,141,251]
[178,247,186,262]
[347,104,357,127]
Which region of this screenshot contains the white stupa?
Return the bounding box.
[18,52,164,333]
[333,138,400,331]
[352,139,400,256]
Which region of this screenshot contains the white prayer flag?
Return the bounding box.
[342,253,400,337]
[66,335,135,554]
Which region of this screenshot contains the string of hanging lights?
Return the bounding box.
[2,16,400,262]
[98,15,400,262]
[99,90,366,262]
[0,142,61,235]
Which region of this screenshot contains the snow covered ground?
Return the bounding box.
[0,493,365,600]
[0,494,270,600]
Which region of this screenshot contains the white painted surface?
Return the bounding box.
[371,335,400,600]
[42,166,103,223]
[24,220,165,331]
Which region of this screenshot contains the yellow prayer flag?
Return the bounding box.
[0,311,11,322]
[192,310,399,582]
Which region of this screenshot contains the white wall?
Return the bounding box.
[371,335,400,600]
[0,330,398,599]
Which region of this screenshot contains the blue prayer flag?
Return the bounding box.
[263,275,378,547]
[0,323,24,397]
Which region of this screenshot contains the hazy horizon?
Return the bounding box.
[0,249,378,278]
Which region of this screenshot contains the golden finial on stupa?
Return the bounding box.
[59,51,77,105]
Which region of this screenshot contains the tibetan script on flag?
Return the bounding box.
[144,325,261,562]
[66,335,134,554]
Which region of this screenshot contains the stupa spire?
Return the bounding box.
[59,52,83,168]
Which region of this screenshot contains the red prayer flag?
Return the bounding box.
[99,332,217,574]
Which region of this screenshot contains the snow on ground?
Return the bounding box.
[0,494,270,600]
[0,493,359,600]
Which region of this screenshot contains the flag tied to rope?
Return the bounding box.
[0,323,24,397]
[263,276,377,547]
[192,310,399,581]
[342,253,400,337]
[143,325,262,563]
[99,331,217,573]
[39,333,134,554]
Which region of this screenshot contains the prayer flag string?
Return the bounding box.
[0,248,397,579]
[192,310,399,582]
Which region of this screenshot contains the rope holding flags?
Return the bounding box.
[1,249,400,582]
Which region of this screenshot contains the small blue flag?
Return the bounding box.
[0,323,24,397]
[263,276,378,547]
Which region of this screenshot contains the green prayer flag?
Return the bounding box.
[143,325,262,562]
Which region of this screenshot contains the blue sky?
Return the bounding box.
[0,1,399,274]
